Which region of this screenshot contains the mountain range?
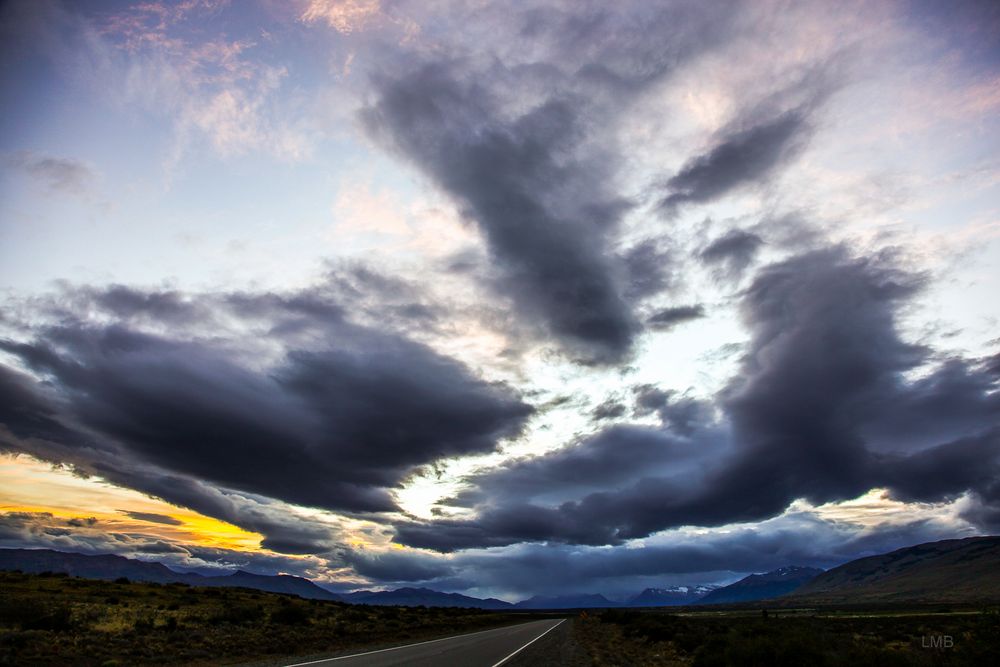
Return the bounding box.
[0,548,338,600]
[629,585,721,607]
[339,587,513,609]
[785,535,1000,604]
[3,536,999,608]
[696,566,824,605]
[515,593,618,609]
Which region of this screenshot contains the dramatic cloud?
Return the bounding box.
[119,511,183,526]
[591,397,626,422]
[646,305,705,331]
[347,496,973,599]
[0,510,327,578]
[393,246,1000,551]
[0,278,532,547]
[2,0,999,600]
[356,2,752,362]
[699,229,765,280]
[661,110,811,213]
[622,240,675,302]
[339,548,455,584]
[363,65,638,363]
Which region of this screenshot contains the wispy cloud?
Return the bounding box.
[4,151,97,196]
[300,0,382,34]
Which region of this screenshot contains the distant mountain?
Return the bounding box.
[340,587,513,609]
[629,585,719,607]
[785,536,1000,604]
[197,570,339,600]
[515,593,617,609]
[0,548,338,600]
[696,566,823,605]
[0,548,193,584]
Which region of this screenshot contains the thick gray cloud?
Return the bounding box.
[2,0,997,601]
[363,64,638,362]
[646,305,705,330]
[452,423,721,507]
[632,386,716,437]
[0,279,532,549]
[622,240,675,302]
[372,508,968,600]
[700,229,765,280]
[357,2,749,362]
[4,334,527,514]
[339,548,456,584]
[661,110,811,213]
[393,246,1000,551]
[591,397,626,421]
[119,511,183,526]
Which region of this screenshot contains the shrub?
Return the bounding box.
[271,605,311,626]
[133,616,154,633]
[0,599,74,632]
[210,604,263,626]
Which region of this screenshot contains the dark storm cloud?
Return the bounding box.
[699,229,764,280]
[517,513,958,591]
[632,386,716,437]
[0,278,532,552]
[0,319,530,514]
[363,65,637,362]
[66,517,98,527]
[0,365,84,446]
[622,240,675,302]
[661,110,811,214]
[394,246,1000,551]
[84,285,210,326]
[356,2,748,362]
[119,511,183,526]
[382,507,967,599]
[451,424,718,508]
[339,548,455,583]
[646,305,705,330]
[961,481,1000,533]
[591,397,626,421]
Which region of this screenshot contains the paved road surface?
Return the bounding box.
[284,619,564,667]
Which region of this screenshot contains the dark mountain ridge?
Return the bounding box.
[629,585,720,607]
[785,536,1000,604]
[0,548,338,600]
[339,586,513,609]
[5,537,999,608]
[697,565,824,605]
[514,593,617,609]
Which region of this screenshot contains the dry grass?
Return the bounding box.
[0,571,523,666]
[574,607,1000,666]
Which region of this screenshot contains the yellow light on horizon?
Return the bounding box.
[0,454,263,551]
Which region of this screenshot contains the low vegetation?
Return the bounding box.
[0,570,523,666]
[575,606,1000,666]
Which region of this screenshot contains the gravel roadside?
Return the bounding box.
[505,617,592,666]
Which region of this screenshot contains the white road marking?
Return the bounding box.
[490,618,565,667]
[283,620,556,666]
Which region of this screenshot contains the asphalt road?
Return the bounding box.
[283,618,565,667]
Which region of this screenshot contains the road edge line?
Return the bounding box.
[283,619,545,666]
[489,618,565,667]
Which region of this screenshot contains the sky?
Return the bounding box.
[0,0,999,602]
